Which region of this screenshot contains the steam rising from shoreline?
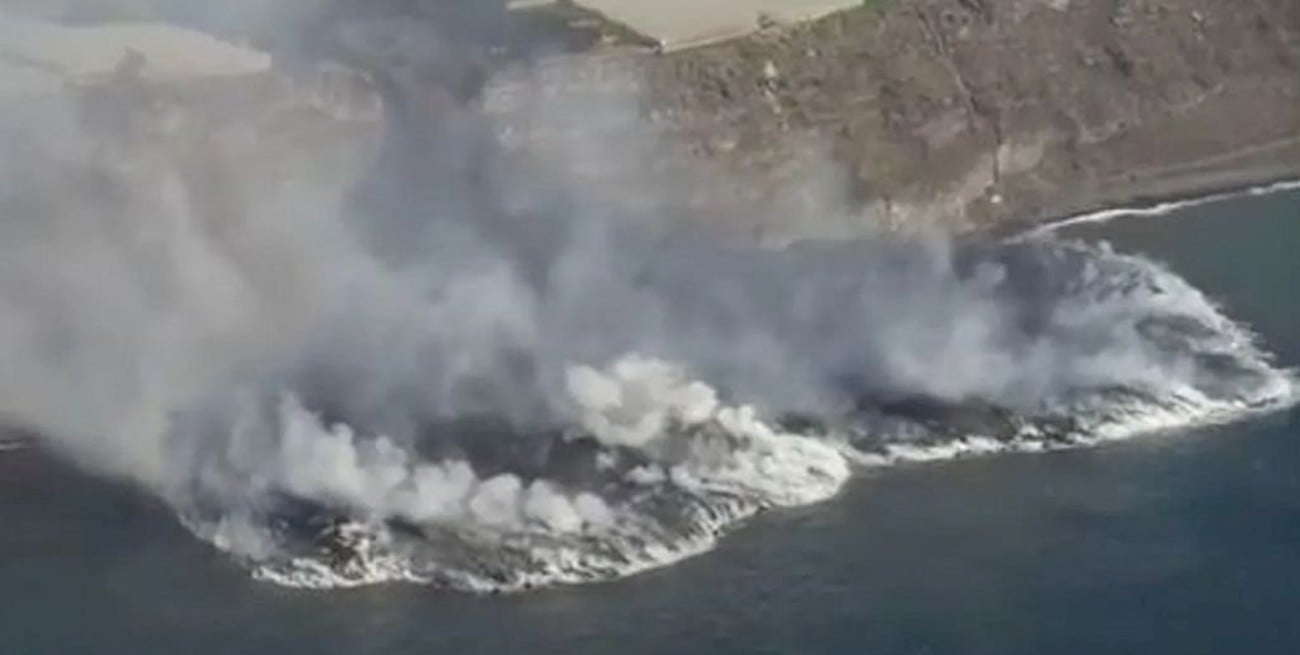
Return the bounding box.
[1,1,1294,591]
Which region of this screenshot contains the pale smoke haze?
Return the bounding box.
[0,0,1292,591]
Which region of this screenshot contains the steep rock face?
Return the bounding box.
[636,0,1300,236]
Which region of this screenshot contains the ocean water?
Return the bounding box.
[1,187,1297,654]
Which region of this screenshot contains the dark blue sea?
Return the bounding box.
[2,187,1297,655]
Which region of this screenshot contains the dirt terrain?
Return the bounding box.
[5,0,1298,240]
[631,0,1300,237]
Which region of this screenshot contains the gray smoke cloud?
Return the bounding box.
[0,0,1289,586]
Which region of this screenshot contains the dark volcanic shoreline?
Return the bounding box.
[999,168,1300,239]
[994,136,1300,236]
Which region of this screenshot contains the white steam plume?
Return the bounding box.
[0,0,1292,590]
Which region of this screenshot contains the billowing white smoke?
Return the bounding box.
[187,354,850,590]
[0,93,330,487]
[253,394,615,533]
[0,1,1293,590]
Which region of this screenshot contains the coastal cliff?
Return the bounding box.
[634,0,1300,237]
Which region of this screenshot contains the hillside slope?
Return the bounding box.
[635,0,1300,237]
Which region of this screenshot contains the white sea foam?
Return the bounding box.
[188,355,852,591]
[1029,179,1300,235]
[845,379,1296,468]
[177,231,1300,593]
[190,338,1294,592]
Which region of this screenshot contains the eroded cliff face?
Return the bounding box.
[635,0,1300,237]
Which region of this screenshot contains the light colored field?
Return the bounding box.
[0,12,270,90]
[562,0,861,51]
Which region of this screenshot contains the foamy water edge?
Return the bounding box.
[1027,179,1300,236]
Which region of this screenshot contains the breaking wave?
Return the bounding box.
[174,237,1294,592]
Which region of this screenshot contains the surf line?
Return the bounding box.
[1027,178,1300,236]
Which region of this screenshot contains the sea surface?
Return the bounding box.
[1,187,1297,655]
